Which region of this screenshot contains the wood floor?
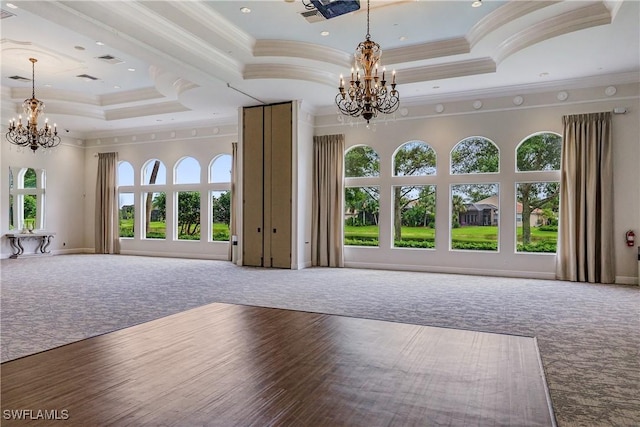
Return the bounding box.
[1,303,554,426]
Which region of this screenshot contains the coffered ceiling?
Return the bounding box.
[1,0,638,137]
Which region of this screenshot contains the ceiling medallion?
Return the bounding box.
[335,0,399,124]
[6,58,61,152]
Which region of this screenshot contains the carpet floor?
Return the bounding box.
[1,254,638,426]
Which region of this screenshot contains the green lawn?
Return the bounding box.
[345,225,557,252]
[119,219,230,241]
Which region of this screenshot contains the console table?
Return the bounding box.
[5,232,55,259]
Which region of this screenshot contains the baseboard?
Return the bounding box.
[343,261,557,280]
[120,249,229,261]
[616,275,639,285]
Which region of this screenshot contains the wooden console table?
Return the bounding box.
[5,232,55,259]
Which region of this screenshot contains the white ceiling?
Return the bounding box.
[1,0,639,138]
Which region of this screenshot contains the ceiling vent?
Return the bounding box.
[300,9,326,23]
[8,75,31,83]
[96,54,124,65]
[1,9,16,19]
[77,73,99,81]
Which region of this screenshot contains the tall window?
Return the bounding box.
[515,132,561,253]
[450,137,500,251]
[209,154,232,242]
[392,141,437,249]
[344,146,380,246]
[9,167,44,231]
[175,157,201,240]
[141,159,167,239]
[117,161,135,238]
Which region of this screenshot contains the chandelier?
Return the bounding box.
[6,58,60,152]
[336,0,399,123]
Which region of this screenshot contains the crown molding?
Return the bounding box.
[105,101,190,121]
[400,58,496,85]
[254,40,351,68]
[467,1,560,48]
[119,2,244,77]
[85,116,239,141]
[383,37,470,66]
[244,64,336,86]
[390,71,640,107]
[496,2,612,64]
[100,87,165,107]
[10,87,99,106]
[168,1,255,57]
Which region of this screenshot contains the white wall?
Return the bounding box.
[295,103,315,269]
[1,137,86,257]
[315,82,640,284]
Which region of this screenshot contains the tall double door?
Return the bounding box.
[242,102,292,268]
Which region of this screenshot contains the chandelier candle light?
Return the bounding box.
[6,58,61,152]
[336,0,399,123]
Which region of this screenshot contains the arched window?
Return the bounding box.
[516,132,561,172]
[392,141,437,249]
[344,145,380,246]
[209,154,232,183]
[9,167,45,231]
[393,140,436,176]
[116,161,135,238]
[450,136,499,174]
[117,161,134,186]
[450,137,500,251]
[345,145,380,177]
[142,159,166,185]
[175,157,200,184]
[515,132,562,253]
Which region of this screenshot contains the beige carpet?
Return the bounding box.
[1,254,638,426]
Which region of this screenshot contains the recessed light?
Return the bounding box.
[399,36,407,41]
[114,85,121,89]
[432,86,440,89]
[539,72,549,77]
[96,41,105,46]
[472,0,482,7]
[74,46,85,51]
[320,31,329,36]
[6,3,18,9]
[128,68,136,72]
[44,84,52,88]
[240,7,251,13]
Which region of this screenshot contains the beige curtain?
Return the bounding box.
[95,152,120,254]
[229,142,238,262]
[312,134,345,267]
[556,112,614,283]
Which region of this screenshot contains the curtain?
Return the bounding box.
[556,112,614,283]
[229,142,238,262]
[312,134,345,267]
[95,152,120,254]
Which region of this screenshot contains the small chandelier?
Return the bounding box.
[336,0,399,123]
[6,58,60,152]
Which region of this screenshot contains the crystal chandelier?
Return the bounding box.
[336,0,399,123]
[6,58,60,152]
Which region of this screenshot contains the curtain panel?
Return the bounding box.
[95,152,120,254]
[312,134,345,267]
[556,112,615,283]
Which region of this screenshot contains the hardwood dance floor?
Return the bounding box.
[1,303,554,426]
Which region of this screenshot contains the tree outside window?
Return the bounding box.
[516,132,561,253]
